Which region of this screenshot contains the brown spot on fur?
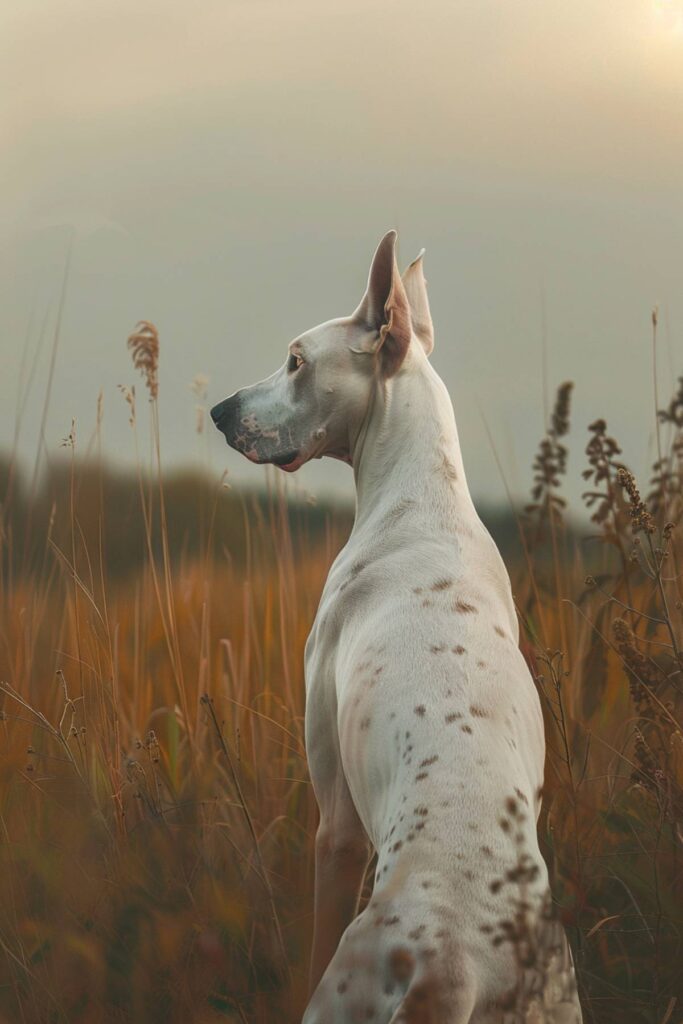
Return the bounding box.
[413,586,423,594]
[469,704,488,718]
[463,870,475,881]
[481,845,494,857]
[408,925,426,940]
[477,660,487,669]
[385,915,401,927]
[461,724,473,734]
[452,644,466,655]
[431,578,453,591]
[430,643,447,654]
[360,716,371,730]
[453,599,477,614]
[414,806,429,816]
[494,625,506,637]
[414,705,426,717]
[392,840,403,852]
[389,947,414,981]
[350,560,367,577]
[421,599,434,608]
[419,755,439,768]
[445,711,462,723]
[514,787,529,806]
[337,980,348,994]
[505,797,525,820]
[415,772,429,781]
[490,880,503,893]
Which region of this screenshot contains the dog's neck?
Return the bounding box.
[349,345,477,530]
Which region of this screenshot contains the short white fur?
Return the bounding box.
[212,231,583,1023]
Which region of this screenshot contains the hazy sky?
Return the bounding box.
[2,0,683,508]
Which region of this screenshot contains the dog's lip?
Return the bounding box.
[275,453,305,472]
[270,449,300,467]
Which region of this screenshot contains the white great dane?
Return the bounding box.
[211,232,582,1023]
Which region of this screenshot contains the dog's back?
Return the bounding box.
[304,508,581,1022]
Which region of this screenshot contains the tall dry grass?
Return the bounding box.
[0,319,681,1022]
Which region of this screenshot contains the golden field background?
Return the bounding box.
[1,355,682,1023]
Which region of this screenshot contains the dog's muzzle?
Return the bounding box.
[210,394,301,468]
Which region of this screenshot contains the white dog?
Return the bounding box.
[211,232,582,1023]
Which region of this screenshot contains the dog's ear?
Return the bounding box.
[354,230,412,377]
[402,250,433,357]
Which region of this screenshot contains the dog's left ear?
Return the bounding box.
[354,230,412,377]
[402,250,434,357]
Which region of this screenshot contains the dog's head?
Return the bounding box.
[211,230,433,472]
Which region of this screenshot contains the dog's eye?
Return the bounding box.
[287,353,304,373]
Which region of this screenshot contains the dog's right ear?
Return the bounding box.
[402,250,434,356]
[353,230,412,377]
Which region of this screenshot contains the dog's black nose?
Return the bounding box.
[210,401,226,425]
[210,395,241,438]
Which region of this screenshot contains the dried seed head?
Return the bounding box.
[60,420,76,448]
[617,468,655,534]
[118,384,136,427]
[550,382,573,439]
[190,373,209,400]
[127,321,159,399]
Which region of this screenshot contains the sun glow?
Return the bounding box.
[653,0,683,34]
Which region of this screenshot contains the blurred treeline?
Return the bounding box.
[0,456,348,580]
[0,454,548,581]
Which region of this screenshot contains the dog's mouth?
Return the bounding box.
[270,450,300,470]
[231,439,303,472]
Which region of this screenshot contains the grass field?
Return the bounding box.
[1,335,682,1023]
